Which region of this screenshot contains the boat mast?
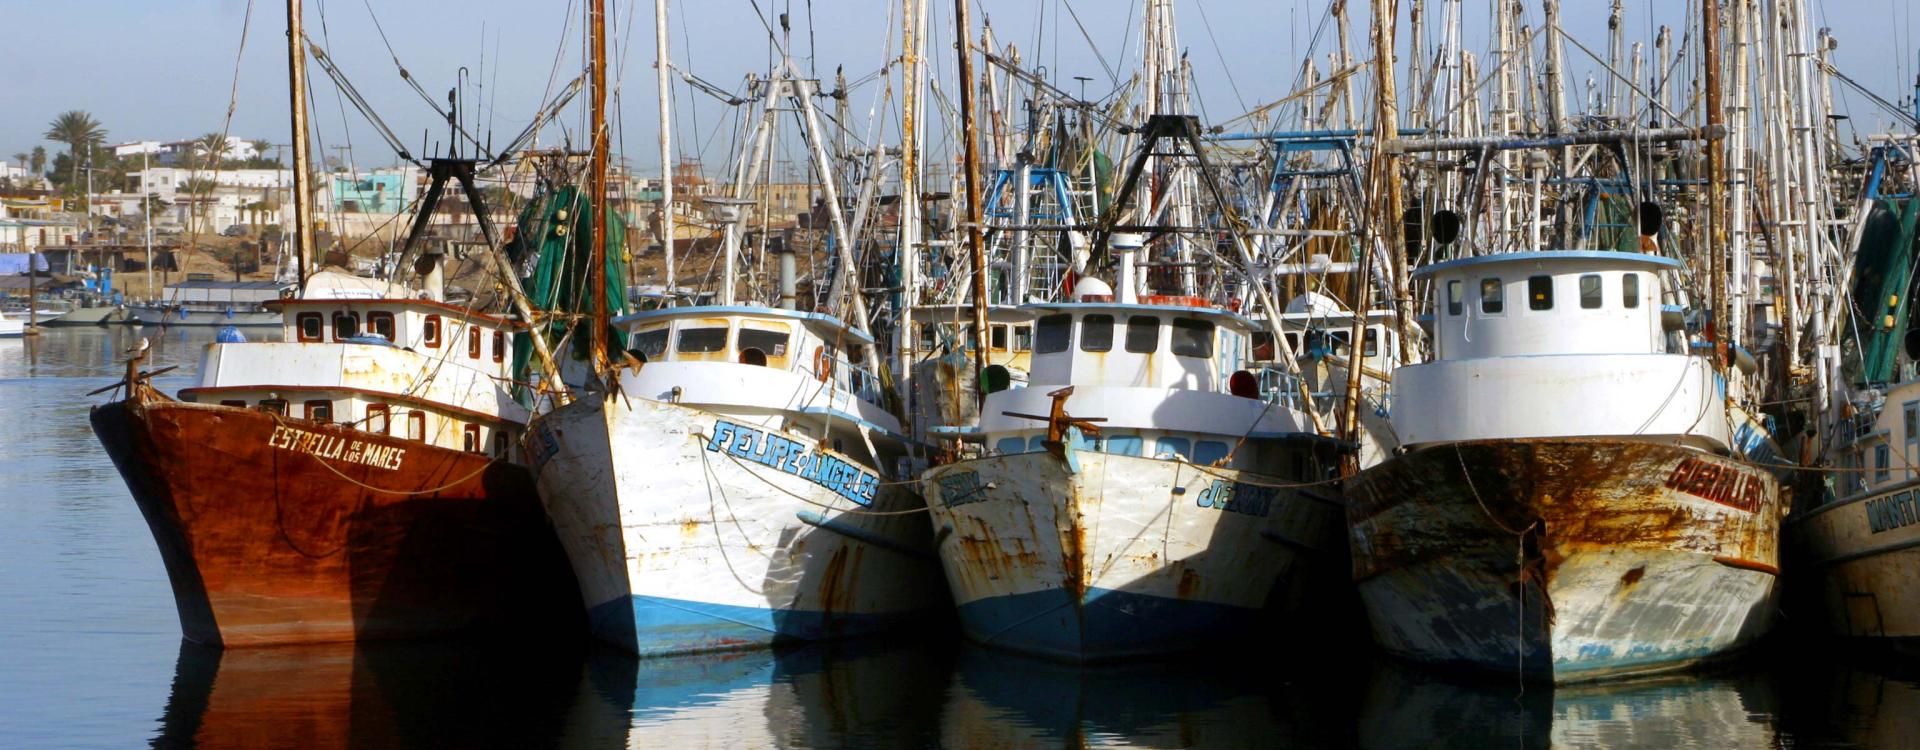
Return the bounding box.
[897,0,926,407]
[955,0,990,389]
[654,0,675,299]
[1704,0,1729,377]
[286,0,314,295]
[589,0,610,371]
[1346,0,1401,474]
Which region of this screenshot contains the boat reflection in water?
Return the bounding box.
[941,646,1359,748]
[1360,659,1780,749]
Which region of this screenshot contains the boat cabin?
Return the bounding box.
[1419,250,1674,361]
[911,304,1035,371]
[618,305,885,410]
[1024,302,1249,392]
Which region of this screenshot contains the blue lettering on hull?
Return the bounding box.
[703,419,879,506]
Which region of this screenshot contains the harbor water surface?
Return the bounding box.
[3,327,1917,749]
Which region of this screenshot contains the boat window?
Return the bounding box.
[1013,325,1032,352]
[1363,328,1380,357]
[219,399,246,408]
[737,328,790,358]
[1622,273,1640,308]
[1171,318,1215,358]
[305,399,334,423]
[258,399,287,415]
[1194,440,1230,465]
[1877,444,1892,483]
[366,404,390,435]
[407,412,426,441]
[1906,403,1919,444]
[1480,278,1504,314]
[463,325,479,359]
[492,330,506,363]
[1328,330,1352,357]
[1155,437,1193,460]
[1105,434,1143,456]
[296,312,324,342]
[1284,332,1301,354]
[1579,274,1603,309]
[1447,280,1463,316]
[1028,436,1046,452]
[677,326,729,353]
[333,311,359,340]
[632,328,669,361]
[1250,331,1275,360]
[994,437,1026,455]
[1081,314,1115,352]
[917,323,938,350]
[1528,275,1554,311]
[463,424,482,453]
[493,432,510,459]
[368,311,395,340]
[423,315,442,348]
[1035,314,1072,354]
[1126,316,1161,353]
[990,324,1009,351]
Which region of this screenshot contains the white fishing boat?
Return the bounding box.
[918,284,1347,661]
[529,304,946,656]
[0,309,24,338]
[1345,250,1782,682]
[128,278,289,327]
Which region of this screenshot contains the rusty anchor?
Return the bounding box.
[1003,386,1107,468]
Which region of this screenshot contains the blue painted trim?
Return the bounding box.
[1018,302,1260,332]
[588,594,910,657]
[612,305,877,345]
[1411,250,1683,280]
[954,586,1264,661]
[793,406,907,442]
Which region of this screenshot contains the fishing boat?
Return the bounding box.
[127,278,287,328]
[89,0,578,647]
[0,308,22,338]
[917,285,1345,660]
[1345,250,1782,682]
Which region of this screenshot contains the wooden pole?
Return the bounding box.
[589,0,610,371]
[1704,0,1728,376]
[654,0,675,298]
[955,0,991,390]
[286,0,314,295]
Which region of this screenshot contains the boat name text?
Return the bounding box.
[266,425,405,471]
[705,420,877,506]
[1867,492,1920,535]
[1194,479,1276,517]
[1662,457,1763,513]
[936,470,988,508]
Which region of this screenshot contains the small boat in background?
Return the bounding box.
[127,277,287,328]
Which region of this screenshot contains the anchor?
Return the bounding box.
[1003,386,1106,466]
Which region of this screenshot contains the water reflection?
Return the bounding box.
[1360,660,1780,749]
[0,325,277,381]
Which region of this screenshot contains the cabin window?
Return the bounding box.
[632,328,669,361]
[994,437,1026,455]
[1028,436,1047,452]
[1579,274,1603,309]
[1194,440,1230,465]
[467,325,481,359]
[1080,314,1115,352]
[1622,274,1640,308]
[677,326,729,353]
[990,324,1009,351]
[463,424,482,453]
[493,432,510,459]
[1155,437,1193,460]
[366,404,390,435]
[1527,275,1554,311]
[296,312,324,342]
[1013,325,1032,351]
[258,399,288,415]
[333,312,359,340]
[368,311,395,341]
[1877,444,1892,483]
[492,331,506,362]
[406,412,426,441]
[1363,328,1380,357]
[1284,332,1301,355]
[1447,280,1463,316]
[304,399,334,423]
[917,323,938,351]
[1126,316,1161,353]
[1327,330,1352,357]
[1105,434,1143,456]
[1480,278,1504,314]
[1250,331,1275,360]
[737,328,790,358]
[1171,318,1215,358]
[219,399,246,407]
[1035,314,1072,354]
[423,315,442,348]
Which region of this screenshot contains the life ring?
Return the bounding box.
[812,346,832,382]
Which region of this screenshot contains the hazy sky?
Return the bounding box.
[1,0,1914,176]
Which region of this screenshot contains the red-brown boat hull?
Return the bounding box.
[91,389,581,647]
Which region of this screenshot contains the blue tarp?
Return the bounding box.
[0,253,49,274]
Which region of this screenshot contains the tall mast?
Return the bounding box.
[1347,0,1402,474]
[955,0,990,387]
[1704,0,1728,376]
[286,0,314,295]
[897,0,926,407]
[589,0,610,369]
[655,0,676,299]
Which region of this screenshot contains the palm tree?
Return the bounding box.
[198,132,232,165]
[44,110,106,191]
[29,146,47,179]
[249,139,274,165]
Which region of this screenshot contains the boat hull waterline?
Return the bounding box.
[90,388,581,647]
[530,391,946,657]
[921,449,1345,661]
[1346,438,1781,683]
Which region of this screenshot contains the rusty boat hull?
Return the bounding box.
[1345,438,1781,683]
[1788,483,1920,655]
[921,450,1346,662]
[528,392,946,657]
[90,388,581,647]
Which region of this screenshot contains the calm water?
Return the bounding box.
[2,326,1917,748]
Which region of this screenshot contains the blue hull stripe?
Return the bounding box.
[589,595,906,657]
[955,587,1262,662]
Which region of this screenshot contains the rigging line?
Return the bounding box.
[305,36,421,165]
[314,0,361,183]
[168,0,256,287]
[1057,0,1121,91]
[1189,0,1247,117]
[357,0,495,161]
